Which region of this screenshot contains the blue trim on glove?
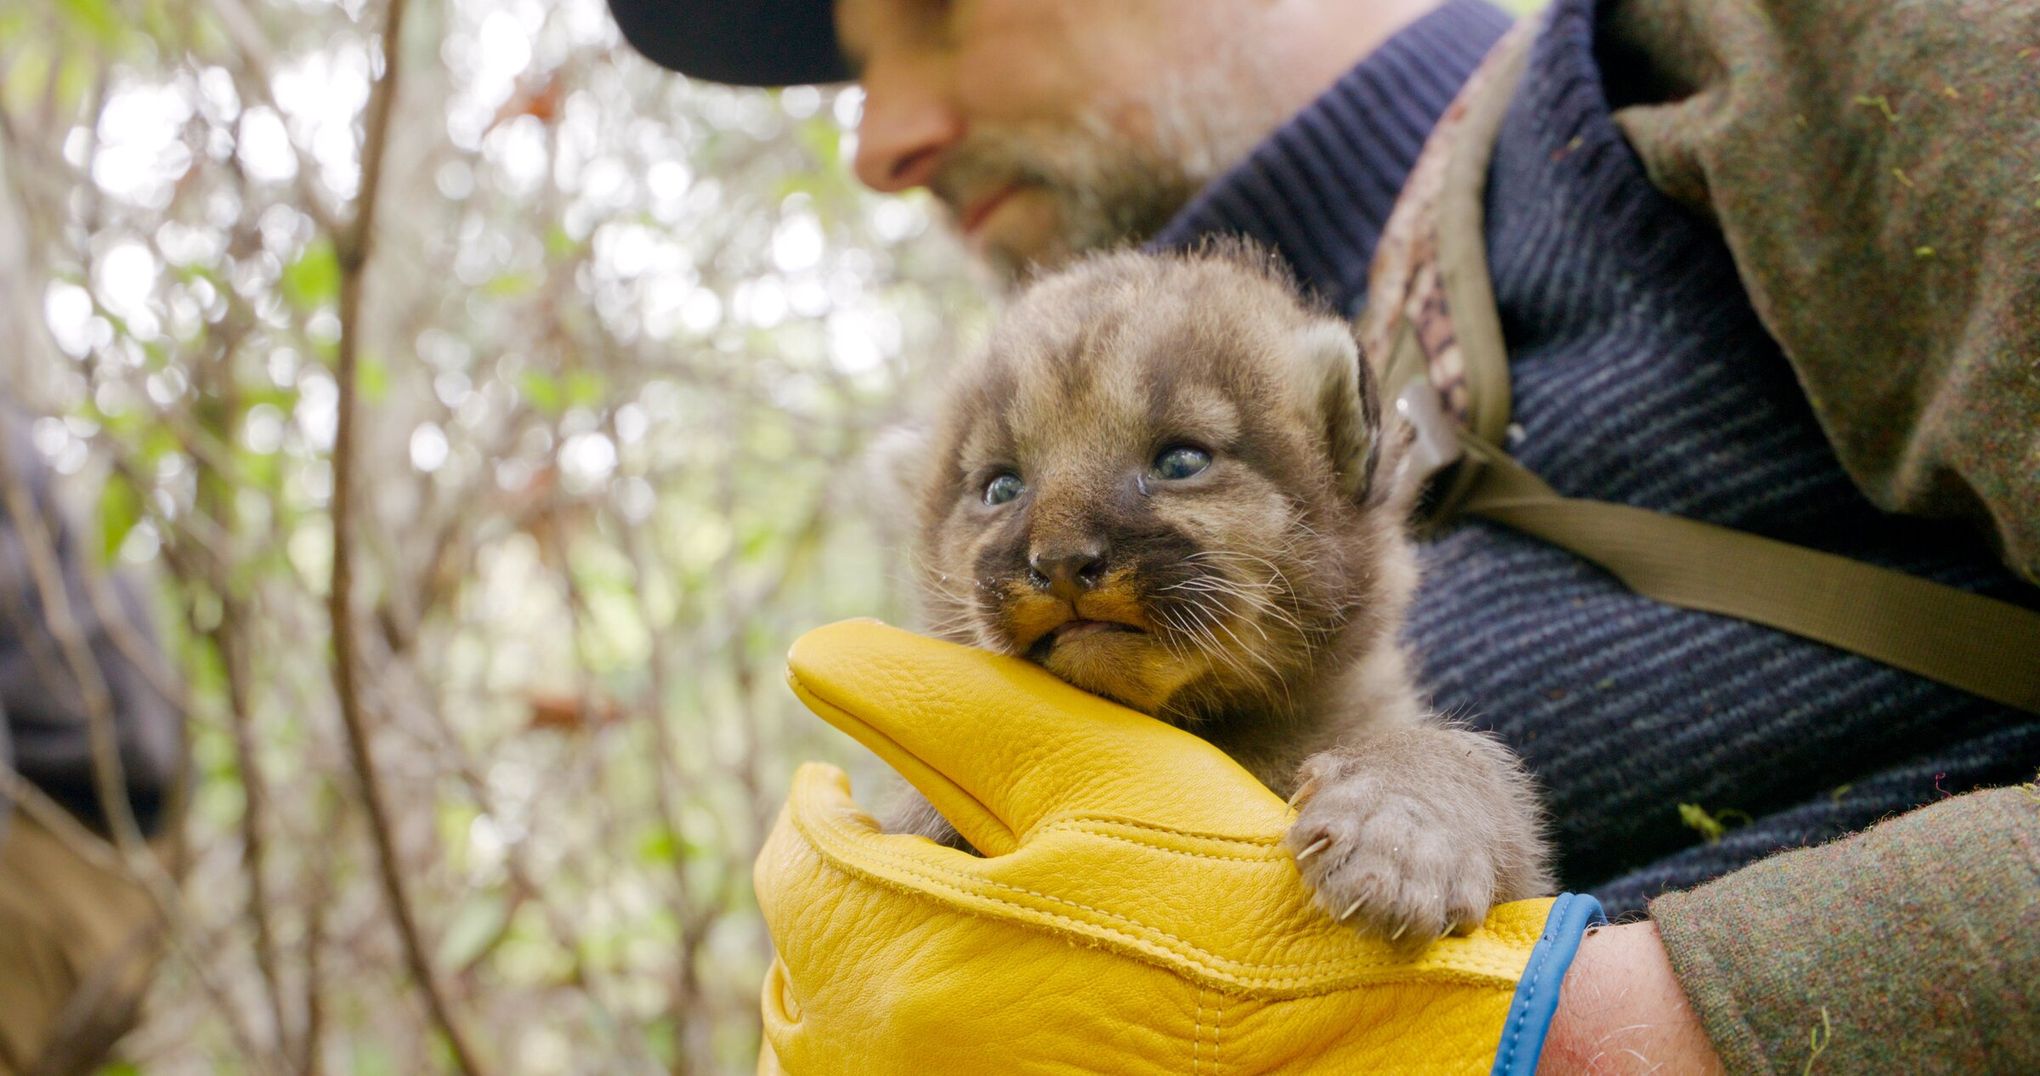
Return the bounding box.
[1490,892,1607,1076]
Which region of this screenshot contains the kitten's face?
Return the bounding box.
[909,250,1404,725]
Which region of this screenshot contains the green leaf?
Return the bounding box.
[481,272,538,299]
[358,355,389,403]
[350,1040,396,1076]
[97,479,142,564]
[57,0,122,45]
[139,425,181,466]
[280,239,341,311]
[795,115,842,171]
[637,828,681,865]
[1677,802,1751,844]
[54,53,100,112]
[563,370,607,409]
[435,890,510,971]
[243,384,300,412]
[238,448,281,493]
[1677,802,1724,842]
[2,48,51,113]
[519,370,562,413]
[543,225,584,261]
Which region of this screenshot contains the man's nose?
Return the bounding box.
[851,55,963,192]
[1028,544,1107,602]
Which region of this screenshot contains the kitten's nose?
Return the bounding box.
[1028,545,1106,601]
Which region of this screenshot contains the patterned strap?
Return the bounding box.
[1360,15,1538,520]
[1361,11,2040,715]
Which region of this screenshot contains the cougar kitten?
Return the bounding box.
[884,246,1552,942]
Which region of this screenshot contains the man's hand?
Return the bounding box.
[755,620,1608,1073]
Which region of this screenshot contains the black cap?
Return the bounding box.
[607,0,850,87]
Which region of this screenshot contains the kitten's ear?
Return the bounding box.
[1291,320,1378,500]
[858,423,934,546]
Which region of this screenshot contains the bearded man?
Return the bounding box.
[609,0,2040,1069]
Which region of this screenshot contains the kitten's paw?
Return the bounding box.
[1282,754,1498,945]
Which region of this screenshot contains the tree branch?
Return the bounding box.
[203,0,344,238]
[325,0,490,1072]
[297,780,339,1076]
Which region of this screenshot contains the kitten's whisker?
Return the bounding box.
[1160,575,1283,594]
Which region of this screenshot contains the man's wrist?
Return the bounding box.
[1539,921,1724,1074]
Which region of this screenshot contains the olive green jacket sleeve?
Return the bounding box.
[1594,4,2040,1066]
[1651,786,2040,1073]
[1601,0,2040,584]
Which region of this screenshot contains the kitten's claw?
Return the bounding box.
[1284,749,1504,946]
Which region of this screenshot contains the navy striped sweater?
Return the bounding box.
[1154,0,2040,917]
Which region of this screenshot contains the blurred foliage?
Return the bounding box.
[0,0,989,1071]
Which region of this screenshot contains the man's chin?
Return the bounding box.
[961,193,1098,283]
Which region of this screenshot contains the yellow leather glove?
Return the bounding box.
[757,620,1603,1074]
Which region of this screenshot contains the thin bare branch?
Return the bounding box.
[298,780,339,1076]
[324,0,490,1072]
[214,601,293,1057]
[202,0,344,238]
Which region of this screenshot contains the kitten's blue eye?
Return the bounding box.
[1152,446,1212,480]
[983,472,1025,506]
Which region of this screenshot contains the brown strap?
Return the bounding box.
[1418,12,2040,715]
[1456,437,2040,714]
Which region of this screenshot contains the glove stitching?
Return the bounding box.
[817,815,1402,981]
[799,802,1533,987]
[1193,988,1206,1074]
[848,847,1522,991]
[1213,988,1226,1072]
[1042,813,1283,849]
[1047,823,1283,864]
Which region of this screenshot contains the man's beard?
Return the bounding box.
[916,16,1291,283]
[922,11,1289,283]
[930,118,1206,283]
[928,33,1287,286]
